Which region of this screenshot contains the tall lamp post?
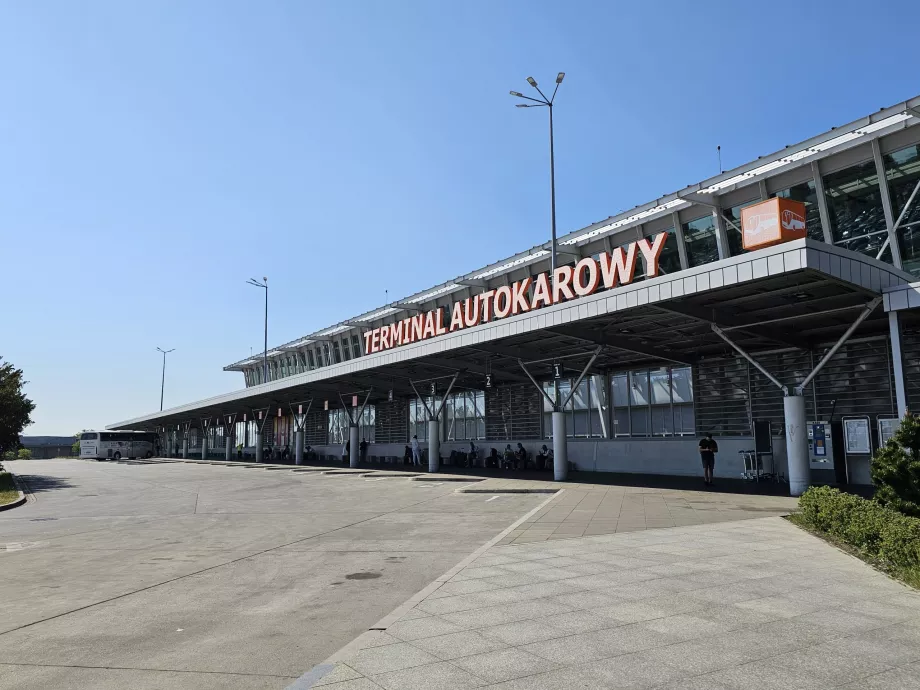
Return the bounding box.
[246,277,268,383]
[156,347,175,411]
[510,72,565,274]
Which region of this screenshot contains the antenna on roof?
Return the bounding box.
[717,145,723,174]
[385,289,388,303]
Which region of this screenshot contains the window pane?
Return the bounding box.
[542,382,555,411]
[671,367,693,403]
[629,371,649,406]
[649,368,671,404]
[675,404,696,435]
[652,228,681,274]
[573,410,589,437]
[611,373,629,407]
[630,407,649,436]
[774,180,823,242]
[558,380,572,411]
[590,374,608,438]
[724,199,763,256]
[613,408,630,436]
[683,215,720,267]
[475,391,485,418]
[885,144,920,277]
[651,406,673,436]
[573,379,589,410]
[824,160,890,261]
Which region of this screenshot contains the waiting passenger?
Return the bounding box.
[502,444,515,470]
[537,445,552,471]
[411,435,422,466]
[468,441,479,468]
[516,443,528,469]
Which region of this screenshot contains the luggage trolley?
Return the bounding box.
[741,420,776,482]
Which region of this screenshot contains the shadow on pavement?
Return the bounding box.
[14,474,74,494]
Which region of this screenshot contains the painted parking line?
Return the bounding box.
[485,495,502,502]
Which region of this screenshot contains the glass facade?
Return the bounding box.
[328,405,376,445]
[682,215,720,267]
[409,396,440,441]
[824,159,891,261]
[884,143,920,277]
[542,375,608,439]
[611,366,694,437]
[724,199,763,256]
[653,228,682,274]
[445,390,486,440]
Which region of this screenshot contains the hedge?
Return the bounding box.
[793,485,920,587]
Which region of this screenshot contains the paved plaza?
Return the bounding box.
[2,459,918,690]
[314,517,920,690]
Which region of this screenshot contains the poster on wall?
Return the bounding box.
[844,418,871,454]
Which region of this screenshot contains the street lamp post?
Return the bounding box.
[510,72,565,275]
[156,347,175,411]
[246,277,268,383]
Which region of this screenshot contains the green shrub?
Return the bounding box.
[1,450,14,462]
[872,412,920,517]
[795,486,920,576]
[16,448,32,460]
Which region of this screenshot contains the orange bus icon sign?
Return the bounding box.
[740,198,807,250]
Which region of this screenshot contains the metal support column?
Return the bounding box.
[519,347,602,482]
[290,401,313,465]
[200,418,211,460]
[225,435,233,461]
[409,373,460,474]
[784,394,810,496]
[339,391,372,469]
[251,407,270,463]
[254,434,263,463]
[811,161,834,245]
[873,139,904,269]
[889,311,909,418]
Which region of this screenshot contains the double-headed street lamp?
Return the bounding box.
[156,347,175,411]
[510,72,565,274]
[246,277,268,383]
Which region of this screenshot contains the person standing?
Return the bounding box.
[360,438,368,463]
[699,433,718,486]
[410,435,421,466]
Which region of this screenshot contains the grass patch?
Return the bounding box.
[788,485,920,591]
[0,472,21,507]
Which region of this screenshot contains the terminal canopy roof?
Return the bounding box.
[111,240,917,430]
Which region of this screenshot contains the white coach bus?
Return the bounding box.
[79,431,157,460]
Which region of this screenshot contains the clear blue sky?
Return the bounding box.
[3,0,918,435]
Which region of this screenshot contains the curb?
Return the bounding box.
[0,491,26,512]
[286,488,564,689]
[456,487,559,494]
[1,472,29,512]
[409,475,484,482]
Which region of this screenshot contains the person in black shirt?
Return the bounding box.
[699,433,718,486]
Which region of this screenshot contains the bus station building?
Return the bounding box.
[110,95,920,496]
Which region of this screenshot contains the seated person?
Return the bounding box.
[502,444,515,469]
[468,441,479,468]
[487,448,499,468]
[515,443,529,469]
[537,445,552,471]
[281,445,291,462]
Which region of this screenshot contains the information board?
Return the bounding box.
[878,418,900,447]
[844,418,871,455]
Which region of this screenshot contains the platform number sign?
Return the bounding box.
[352,395,358,407]
[553,362,564,380]
[324,400,329,411]
[388,389,394,402]
[430,382,436,396]
[485,374,492,389]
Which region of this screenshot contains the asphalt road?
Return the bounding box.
[0,459,545,689]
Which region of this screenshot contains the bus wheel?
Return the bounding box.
[145,451,152,459]
[113,452,122,460]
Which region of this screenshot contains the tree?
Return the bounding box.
[872,412,920,517]
[0,356,35,455]
[17,448,32,460]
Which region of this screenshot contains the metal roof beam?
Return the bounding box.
[546,325,694,366]
[652,302,811,350]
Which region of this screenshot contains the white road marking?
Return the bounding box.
[176,628,184,632]
[414,482,444,488]
[485,495,502,502]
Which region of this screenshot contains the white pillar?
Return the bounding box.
[428,418,440,473]
[182,438,188,459]
[295,430,304,465]
[552,411,568,482]
[784,394,810,496]
[225,435,232,461]
[349,424,359,468]
[890,312,909,418]
[201,434,208,460]
[255,433,263,462]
